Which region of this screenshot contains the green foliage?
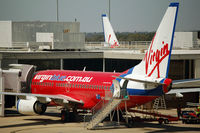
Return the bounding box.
[86,32,155,42]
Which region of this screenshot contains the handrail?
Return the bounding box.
[85,41,200,50]
[84,89,129,129]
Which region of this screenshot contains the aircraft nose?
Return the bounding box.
[162,78,172,93]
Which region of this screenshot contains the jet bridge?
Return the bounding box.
[0,64,36,116]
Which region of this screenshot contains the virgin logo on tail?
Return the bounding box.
[144,34,170,78]
[108,34,119,48]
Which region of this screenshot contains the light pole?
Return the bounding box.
[57,0,59,22]
[109,0,111,20]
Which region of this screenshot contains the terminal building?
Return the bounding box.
[0,21,85,50]
[0,21,200,116]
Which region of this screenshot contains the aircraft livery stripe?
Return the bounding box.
[127,86,164,96]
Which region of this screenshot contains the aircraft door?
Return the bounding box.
[113,80,120,98]
[121,80,129,98]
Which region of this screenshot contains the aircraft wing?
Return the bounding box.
[172,78,200,89]
[0,92,83,104]
[166,78,200,97]
[167,88,200,94]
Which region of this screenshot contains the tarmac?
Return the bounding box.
[0,107,200,133]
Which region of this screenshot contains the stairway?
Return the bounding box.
[86,98,122,130]
[153,95,166,110]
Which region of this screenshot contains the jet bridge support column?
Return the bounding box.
[194,59,200,103]
[60,58,63,70]
[0,70,5,116]
[103,58,105,72]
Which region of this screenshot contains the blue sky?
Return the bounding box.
[0,0,199,32]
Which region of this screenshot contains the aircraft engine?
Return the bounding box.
[17,97,47,115]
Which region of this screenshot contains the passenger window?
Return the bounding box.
[104,86,107,90]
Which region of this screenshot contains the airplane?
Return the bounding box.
[2,2,199,123]
[102,14,119,48]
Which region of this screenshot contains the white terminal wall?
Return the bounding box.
[0,21,12,47]
[173,32,197,48]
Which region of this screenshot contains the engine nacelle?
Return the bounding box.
[17,97,47,115]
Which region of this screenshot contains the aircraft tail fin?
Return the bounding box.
[126,3,179,78]
[102,14,119,48]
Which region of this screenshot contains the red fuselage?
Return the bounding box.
[31,70,159,109]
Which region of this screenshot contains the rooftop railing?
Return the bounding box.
[85,41,200,50]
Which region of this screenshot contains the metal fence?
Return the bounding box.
[85,41,200,50]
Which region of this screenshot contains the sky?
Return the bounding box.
[0,0,199,32]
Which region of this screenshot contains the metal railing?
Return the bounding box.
[1,40,200,51]
[85,41,150,50]
[85,41,200,50]
[84,89,129,129]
